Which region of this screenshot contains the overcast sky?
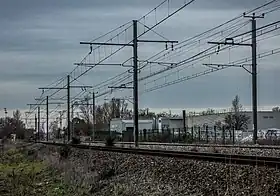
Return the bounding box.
[0,0,279,119]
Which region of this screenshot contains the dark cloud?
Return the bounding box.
[0,0,279,111]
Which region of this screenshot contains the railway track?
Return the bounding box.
[39,141,280,168]
[85,141,280,149]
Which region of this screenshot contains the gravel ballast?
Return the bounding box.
[88,142,280,157]
[28,144,280,196]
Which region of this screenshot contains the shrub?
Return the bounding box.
[59,145,71,159]
[100,167,115,180]
[211,147,219,153]
[257,139,280,145]
[105,136,115,147]
[71,137,81,145]
[190,147,199,152]
[182,133,194,143]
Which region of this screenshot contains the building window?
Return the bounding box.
[263,116,274,119]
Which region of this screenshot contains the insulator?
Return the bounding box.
[165,42,168,50]
[89,44,93,54]
[216,45,220,55]
[171,43,174,51]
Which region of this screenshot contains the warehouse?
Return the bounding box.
[110,111,280,134]
[110,118,154,133]
[155,116,184,132]
[186,111,280,130]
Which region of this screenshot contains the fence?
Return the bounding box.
[45,126,280,145]
[93,126,255,144]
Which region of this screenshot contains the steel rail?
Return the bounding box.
[39,142,280,168]
[87,141,280,150]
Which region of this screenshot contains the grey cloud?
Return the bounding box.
[0,0,279,111]
[139,67,280,109]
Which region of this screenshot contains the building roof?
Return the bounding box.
[121,119,153,124]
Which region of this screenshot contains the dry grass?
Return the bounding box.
[0,146,88,196]
[22,143,280,196]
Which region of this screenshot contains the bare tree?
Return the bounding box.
[156,111,179,118]
[50,120,59,139]
[0,110,25,139]
[139,108,156,119]
[224,95,250,130]
[79,95,91,124]
[272,107,280,112]
[201,108,215,116]
[78,97,132,131]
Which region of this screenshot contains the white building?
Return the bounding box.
[186,111,280,130]
[110,111,280,134]
[110,118,154,133]
[156,117,184,132]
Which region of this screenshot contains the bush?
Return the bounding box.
[100,167,115,180]
[190,147,199,152]
[71,137,81,145]
[182,133,194,143]
[59,145,71,159]
[257,139,280,145]
[105,136,115,147]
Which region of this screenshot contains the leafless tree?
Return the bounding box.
[272,107,280,112]
[78,97,132,132]
[224,95,250,130]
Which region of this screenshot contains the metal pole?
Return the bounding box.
[112,98,115,119]
[46,96,49,141]
[67,75,71,141]
[252,18,258,144]
[183,110,186,133]
[92,92,95,141]
[35,114,37,141]
[133,20,139,147]
[71,103,74,137]
[37,106,40,141]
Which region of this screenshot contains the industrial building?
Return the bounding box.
[110,118,153,133]
[187,111,280,130]
[110,111,280,134]
[155,117,184,131]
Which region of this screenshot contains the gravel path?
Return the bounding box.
[27,144,280,196]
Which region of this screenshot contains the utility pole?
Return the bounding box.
[112,98,116,119]
[67,75,71,141]
[35,114,37,141]
[80,20,177,147]
[46,96,49,141]
[28,101,64,141]
[37,106,40,141]
[92,92,95,141]
[133,20,139,147]
[244,13,264,144]
[71,103,75,137]
[38,79,92,142]
[207,13,264,144]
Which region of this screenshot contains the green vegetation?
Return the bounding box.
[0,148,85,196]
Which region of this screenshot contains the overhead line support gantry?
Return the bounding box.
[208,13,264,144]
[80,20,178,147]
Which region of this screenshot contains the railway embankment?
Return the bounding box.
[18,143,280,196]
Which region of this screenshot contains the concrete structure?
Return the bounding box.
[155,117,184,132]
[110,118,153,133]
[187,111,280,130]
[110,111,280,134]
